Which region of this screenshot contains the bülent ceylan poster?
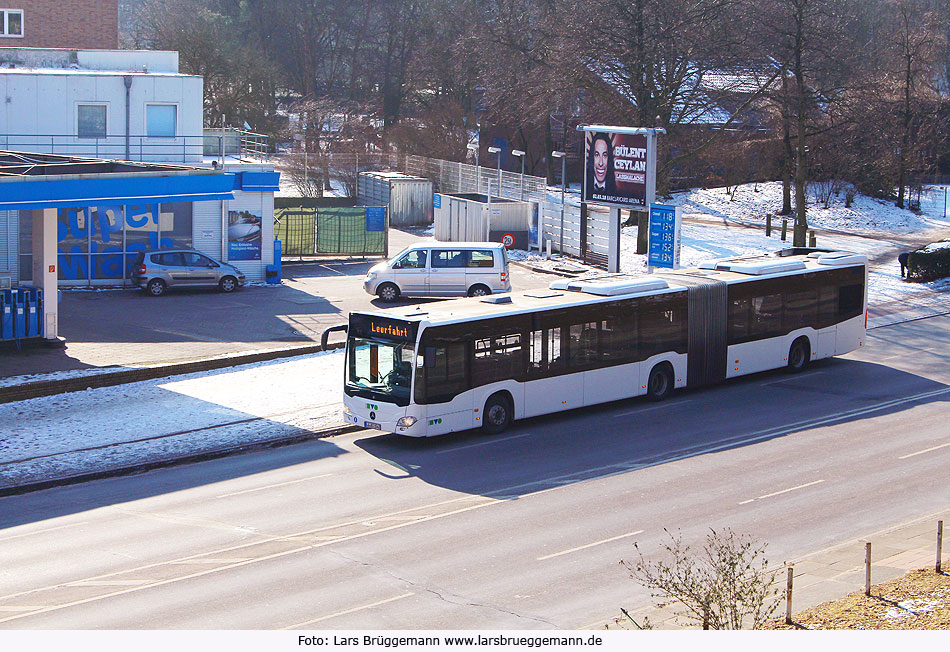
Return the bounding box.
[228,209,262,261]
[582,130,648,208]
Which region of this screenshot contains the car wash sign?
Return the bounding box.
[647,203,682,269]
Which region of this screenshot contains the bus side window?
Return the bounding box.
[416,341,469,404]
[784,289,818,332]
[750,294,783,339]
[838,283,864,321]
[728,298,750,344]
[817,286,837,328]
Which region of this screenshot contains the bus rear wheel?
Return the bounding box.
[788,337,810,373]
[483,393,512,434]
[646,363,674,402]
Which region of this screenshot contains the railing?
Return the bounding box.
[0,128,269,164]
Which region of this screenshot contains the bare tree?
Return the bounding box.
[622,528,782,630]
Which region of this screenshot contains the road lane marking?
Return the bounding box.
[739,480,825,505]
[898,441,950,459]
[0,521,88,543]
[537,530,644,561]
[614,400,688,417]
[282,592,414,629]
[215,474,334,498]
[436,433,532,454]
[763,370,824,386]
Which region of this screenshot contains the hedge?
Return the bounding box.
[907,239,950,282]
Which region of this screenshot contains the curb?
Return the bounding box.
[0,341,347,405]
[0,423,362,497]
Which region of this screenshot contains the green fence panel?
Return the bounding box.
[316,208,385,255]
[274,208,316,255]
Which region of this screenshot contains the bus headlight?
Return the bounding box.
[396,416,418,427]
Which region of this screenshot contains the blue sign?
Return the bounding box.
[366,206,386,232]
[647,204,680,269]
[434,193,441,209]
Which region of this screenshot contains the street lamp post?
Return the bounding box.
[488,146,502,196]
[466,143,479,193]
[511,149,525,201]
[552,150,566,255]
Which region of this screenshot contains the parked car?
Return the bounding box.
[132,249,246,297]
[363,242,511,302]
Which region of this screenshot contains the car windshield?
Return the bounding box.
[345,336,415,404]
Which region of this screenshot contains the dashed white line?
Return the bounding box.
[283,593,414,629]
[898,441,950,460]
[436,433,532,454]
[0,521,88,543]
[216,473,334,498]
[739,480,825,505]
[537,530,644,561]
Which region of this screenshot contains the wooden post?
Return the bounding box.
[781,218,788,241]
[938,520,944,573]
[766,213,772,237]
[809,230,817,247]
[865,542,872,596]
[785,566,794,625]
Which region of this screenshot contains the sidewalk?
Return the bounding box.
[620,510,950,630]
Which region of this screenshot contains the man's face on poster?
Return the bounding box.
[593,138,609,186]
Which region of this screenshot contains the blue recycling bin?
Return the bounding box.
[0,290,11,340]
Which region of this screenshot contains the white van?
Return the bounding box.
[363,242,511,302]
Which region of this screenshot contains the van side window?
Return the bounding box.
[468,250,495,267]
[398,250,427,269]
[432,250,466,268]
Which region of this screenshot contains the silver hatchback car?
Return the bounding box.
[132,249,246,297]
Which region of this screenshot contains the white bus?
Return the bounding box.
[338,249,868,437]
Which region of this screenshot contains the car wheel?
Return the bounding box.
[377,283,400,302]
[483,393,512,434]
[146,279,166,297]
[788,337,810,373]
[219,276,238,293]
[646,363,674,401]
[468,284,491,297]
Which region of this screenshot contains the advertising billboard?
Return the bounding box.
[582,130,649,208]
[228,208,263,261]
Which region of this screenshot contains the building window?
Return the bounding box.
[147,105,177,138]
[1,10,23,37]
[77,104,107,138]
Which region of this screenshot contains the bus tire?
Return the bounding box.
[468,284,491,297]
[788,337,810,373]
[646,363,674,402]
[377,283,400,302]
[483,393,512,434]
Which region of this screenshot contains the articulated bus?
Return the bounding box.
[340,249,868,437]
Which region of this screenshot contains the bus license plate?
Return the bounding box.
[364,421,381,430]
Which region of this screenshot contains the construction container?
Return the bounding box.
[434,193,531,249]
[357,171,433,226]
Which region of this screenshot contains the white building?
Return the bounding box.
[0,47,278,297]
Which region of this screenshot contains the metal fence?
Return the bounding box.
[274,207,387,258]
[0,127,269,163]
[274,151,595,264]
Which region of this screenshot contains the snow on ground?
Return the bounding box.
[3,182,950,488]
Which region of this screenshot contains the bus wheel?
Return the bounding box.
[788,337,810,373]
[483,393,512,434]
[646,363,674,402]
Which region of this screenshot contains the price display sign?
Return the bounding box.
[647,204,682,269]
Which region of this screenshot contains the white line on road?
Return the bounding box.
[215,473,334,498]
[898,441,950,460]
[436,433,532,454]
[537,530,644,561]
[763,370,824,386]
[283,592,414,629]
[739,480,825,505]
[614,400,688,417]
[0,521,88,543]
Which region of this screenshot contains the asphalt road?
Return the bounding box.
[0,315,948,629]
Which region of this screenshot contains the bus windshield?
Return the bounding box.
[345,336,415,406]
